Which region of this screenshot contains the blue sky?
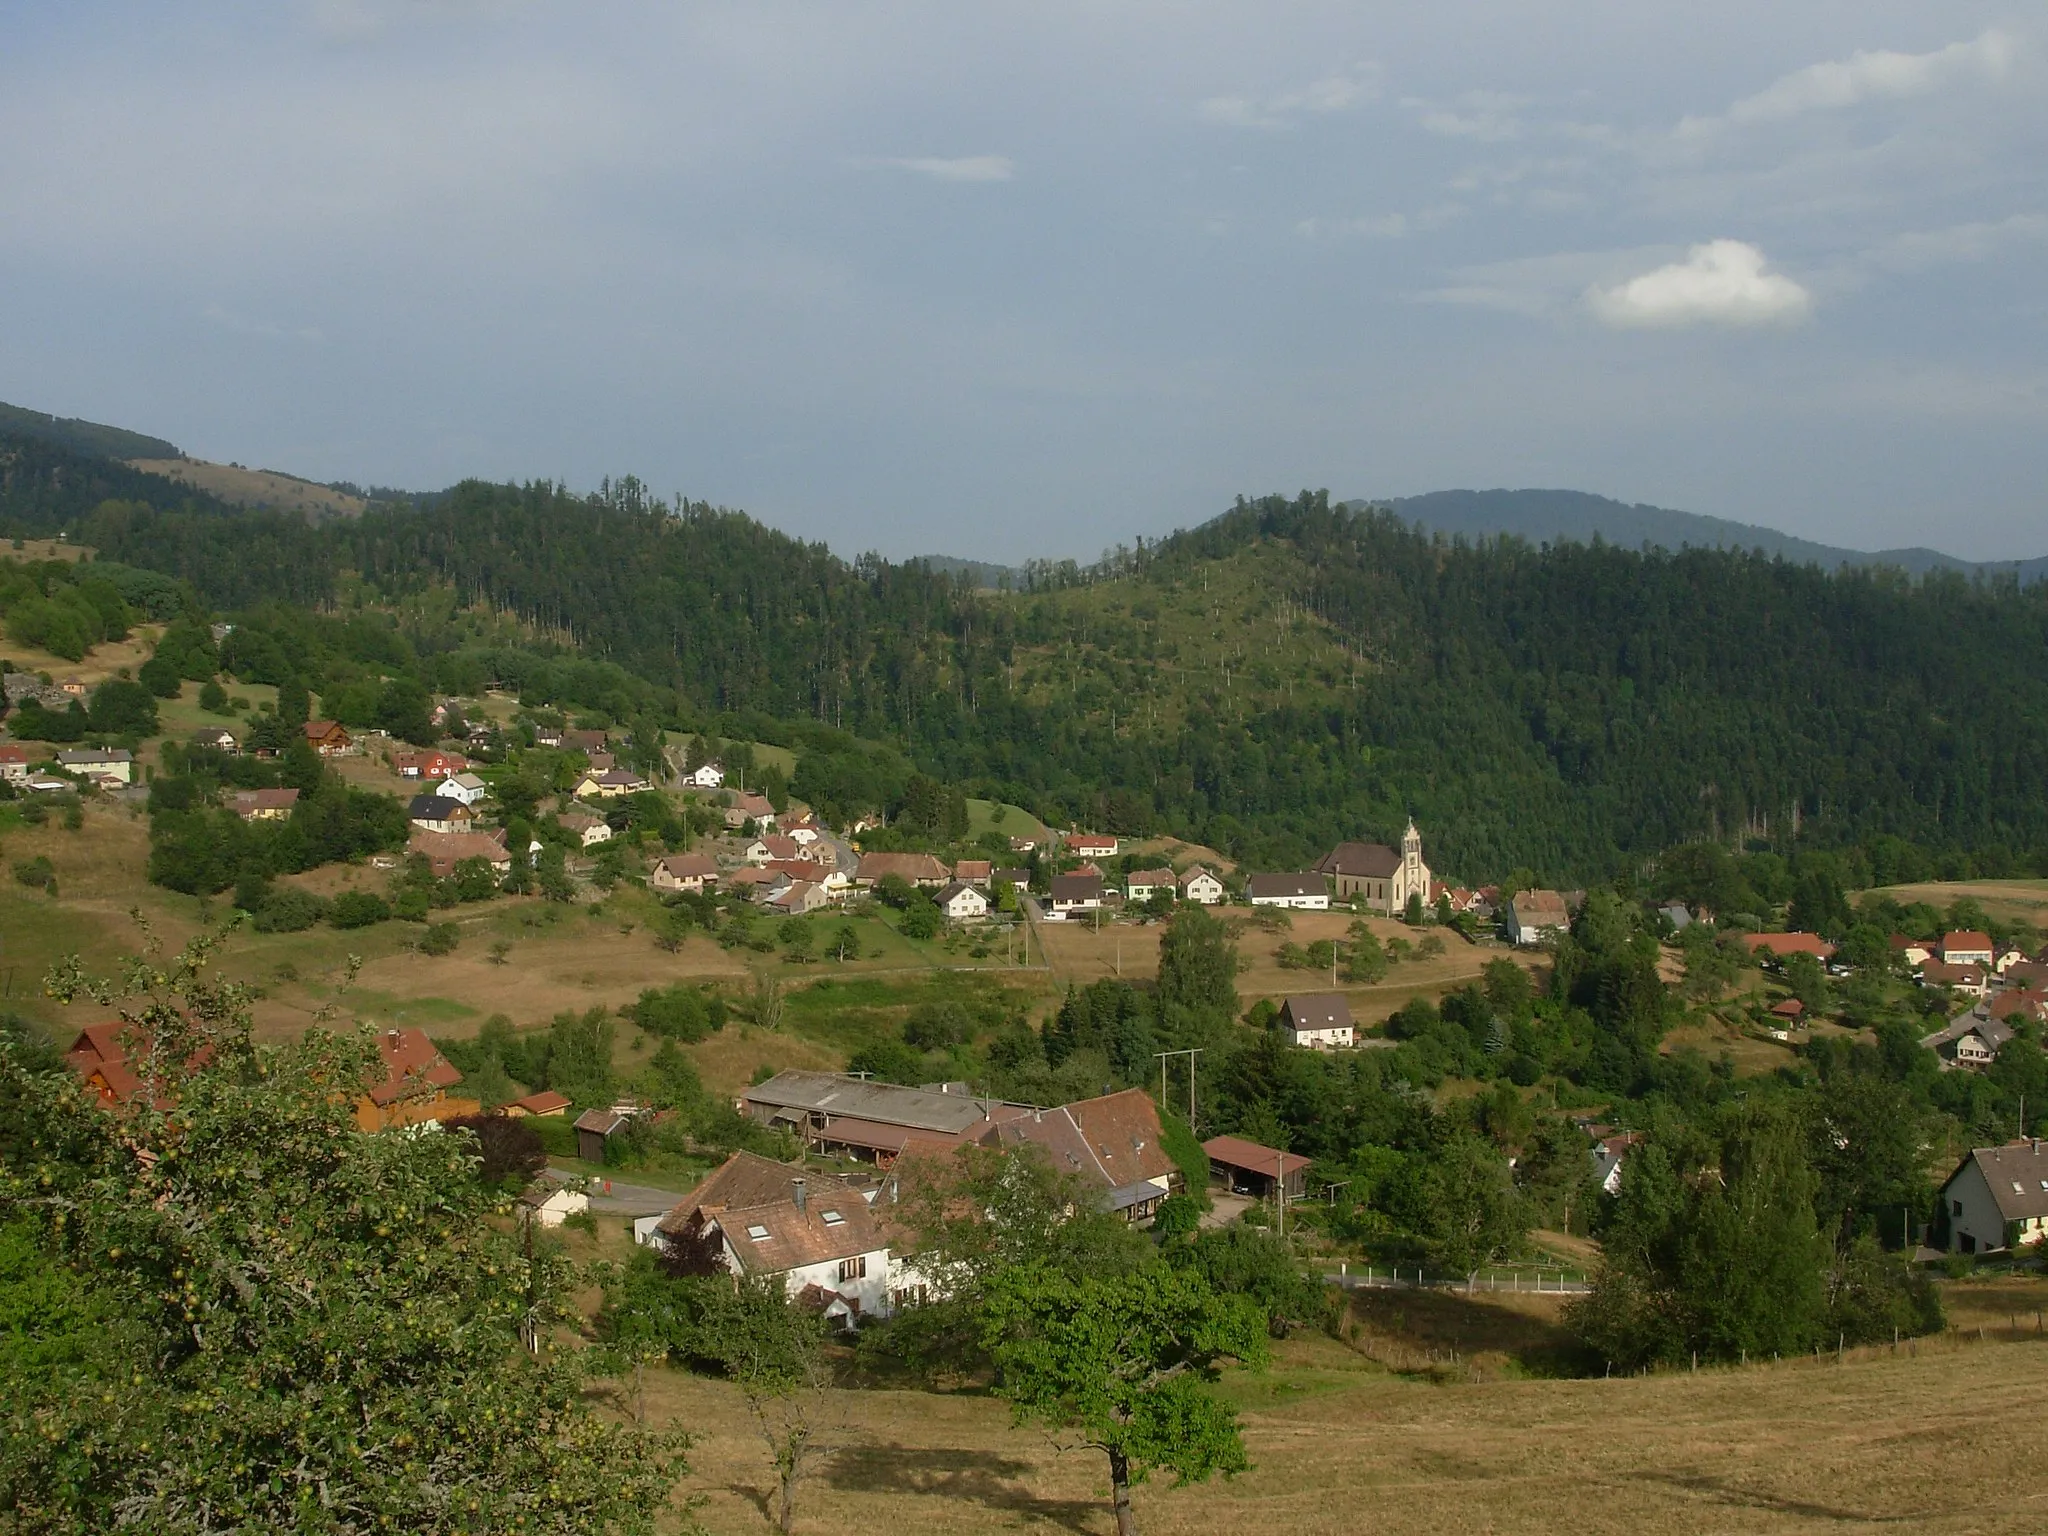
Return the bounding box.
[2,2,2044,560]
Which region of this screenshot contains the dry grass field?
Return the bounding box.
[1875,879,2048,925]
[0,621,162,688]
[602,1285,2048,1536]
[127,457,367,519]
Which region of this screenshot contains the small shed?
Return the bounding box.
[1203,1134,1311,1201]
[1770,997,1807,1022]
[575,1108,632,1163]
[505,1090,571,1119]
[518,1171,589,1229]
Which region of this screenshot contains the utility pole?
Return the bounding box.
[1276,1149,1286,1238]
[1153,1047,1203,1131]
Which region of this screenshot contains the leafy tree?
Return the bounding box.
[2,927,685,1532]
[330,890,391,928]
[197,677,230,714]
[1167,1225,1322,1337]
[441,1112,548,1187]
[982,1263,1267,1536]
[1426,1131,1527,1277]
[542,1006,616,1106]
[1155,905,1239,1019]
[898,894,941,940]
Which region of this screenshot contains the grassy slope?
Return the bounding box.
[602,1277,2048,1536]
[125,458,367,520]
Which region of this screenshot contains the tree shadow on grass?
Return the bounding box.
[826,1444,1103,1532]
[1634,1470,1926,1524]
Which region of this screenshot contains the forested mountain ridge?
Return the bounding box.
[7,410,2048,883]
[1361,487,2048,584]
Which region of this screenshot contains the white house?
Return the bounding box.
[1279,994,1354,1049]
[1590,1132,1642,1196]
[56,748,133,784]
[517,1171,590,1230]
[1507,889,1570,946]
[1065,832,1119,859]
[1942,931,1996,967]
[1940,1141,2048,1255]
[438,772,489,806]
[652,1152,898,1326]
[935,880,989,922]
[1125,867,1176,903]
[1047,873,1104,919]
[685,761,726,789]
[559,812,613,849]
[1246,873,1328,910]
[0,745,30,785]
[1179,867,1225,905]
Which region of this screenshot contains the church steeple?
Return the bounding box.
[1402,818,1421,859]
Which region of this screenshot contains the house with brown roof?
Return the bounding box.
[739,1070,1028,1161]
[1178,866,1225,905]
[574,767,651,799]
[1047,872,1105,918]
[304,720,352,755]
[558,811,613,849]
[952,858,992,883]
[1203,1134,1310,1201]
[505,1089,572,1118]
[1890,934,1935,969]
[723,791,777,830]
[970,1089,1180,1220]
[855,851,950,889]
[407,828,513,878]
[190,727,240,754]
[355,1028,477,1131]
[934,880,989,922]
[1920,961,1990,998]
[1064,832,1119,859]
[1246,872,1328,910]
[650,852,719,894]
[1315,822,1431,915]
[766,879,832,916]
[1506,889,1571,946]
[1941,930,1996,967]
[231,787,300,822]
[562,728,610,755]
[1940,1140,2048,1254]
[1125,867,1176,902]
[745,834,813,865]
[653,1150,900,1325]
[63,1020,207,1109]
[1279,994,1355,1049]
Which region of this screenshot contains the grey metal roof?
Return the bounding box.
[743,1070,1011,1135]
[1949,1142,2048,1224]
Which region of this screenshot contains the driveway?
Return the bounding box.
[550,1169,688,1216]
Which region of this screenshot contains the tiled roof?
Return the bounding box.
[1739,931,1835,958]
[1281,994,1353,1031]
[1316,841,1401,878]
[975,1089,1175,1196]
[1948,1141,2048,1224]
[857,852,948,883]
[1049,873,1103,902]
[365,1029,462,1106]
[743,1070,1016,1135]
[657,1151,886,1272]
[1247,872,1323,900]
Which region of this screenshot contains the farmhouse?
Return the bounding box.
[1064,832,1119,859]
[575,768,650,799]
[1279,993,1355,1049]
[684,761,726,788]
[934,880,989,921]
[1315,821,1431,915]
[1506,889,1570,946]
[0,744,28,784]
[1125,867,1176,902]
[1920,961,1990,998]
[189,727,239,754]
[517,1170,590,1229]
[395,749,465,779]
[303,720,352,755]
[562,728,609,754]
[952,858,992,883]
[1203,1135,1310,1201]
[1047,873,1105,918]
[230,787,300,822]
[739,1070,1028,1162]
[654,1151,898,1326]
[355,1028,478,1132]
[1246,873,1328,910]
[1940,1141,2048,1255]
[56,748,133,783]
[407,828,513,878]
[649,852,719,894]
[1179,866,1225,905]
[765,879,832,916]
[855,852,950,889]
[969,1089,1180,1221]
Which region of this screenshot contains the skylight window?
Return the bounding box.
[2013,1183,2025,1195]
[746,1224,772,1241]
[821,1210,845,1226]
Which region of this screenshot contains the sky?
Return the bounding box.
[2,2,2045,562]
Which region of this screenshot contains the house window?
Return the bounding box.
[1952,1200,1963,1217]
[746,1224,771,1241]
[821,1210,845,1226]
[837,1255,868,1282]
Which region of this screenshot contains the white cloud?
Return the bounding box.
[873,155,1014,182]
[1407,92,1527,143]
[1297,205,1461,241]
[1586,240,1811,329]
[1681,29,2017,135]
[1201,70,1377,130]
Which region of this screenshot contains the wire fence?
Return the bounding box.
[1326,1262,1592,1295]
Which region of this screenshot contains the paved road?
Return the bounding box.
[549,1168,687,1215]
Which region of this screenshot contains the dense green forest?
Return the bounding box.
[8,418,2048,883]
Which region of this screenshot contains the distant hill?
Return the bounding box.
[0,400,180,462]
[127,458,367,521]
[1353,489,2048,584]
[911,554,1027,589]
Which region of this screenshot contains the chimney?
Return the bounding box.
[792,1177,807,1214]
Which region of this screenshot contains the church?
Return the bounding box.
[1314,821,1432,916]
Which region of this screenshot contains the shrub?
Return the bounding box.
[12,856,56,891]
[253,889,328,933]
[329,890,392,929]
[418,922,460,956]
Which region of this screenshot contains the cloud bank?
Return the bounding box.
[1586,241,1811,329]
[1201,71,1376,130]
[1683,29,2017,135]
[874,155,1014,182]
